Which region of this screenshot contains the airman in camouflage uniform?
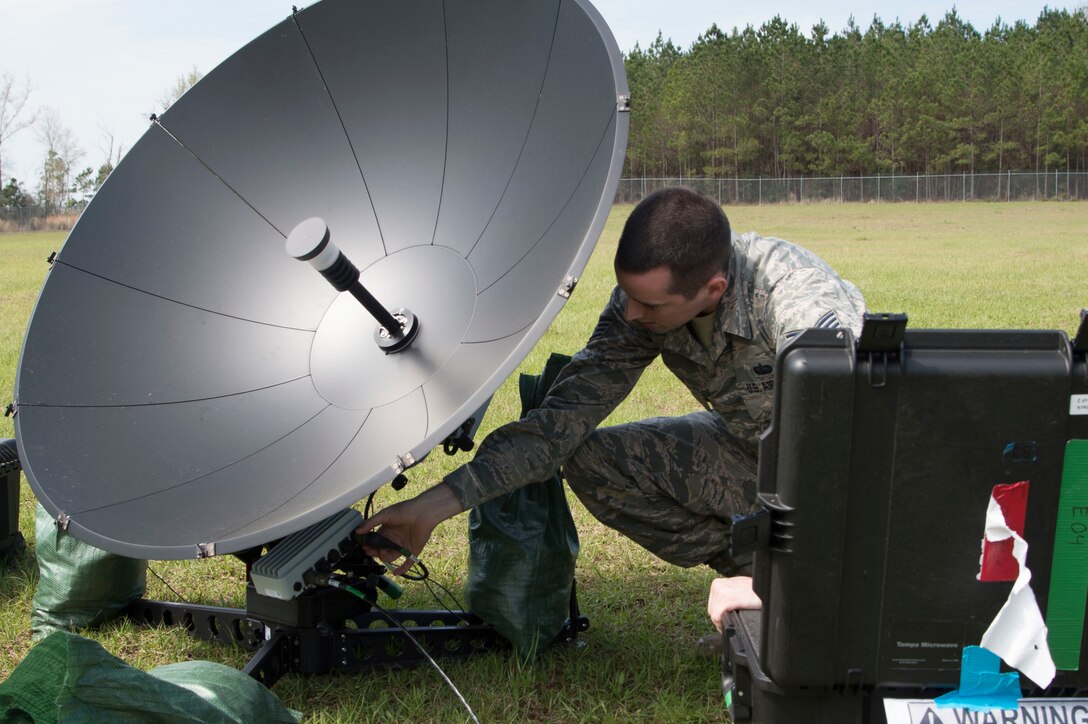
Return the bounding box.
[445,226,866,572]
[360,187,865,577]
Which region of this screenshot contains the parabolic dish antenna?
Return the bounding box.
[13,0,628,559]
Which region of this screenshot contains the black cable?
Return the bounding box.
[363,491,377,520]
[370,598,479,724]
[146,565,185,602]
[333,579,480,724]
[399,557,428,581]
[423,576,462,612]
[422,577,472,625]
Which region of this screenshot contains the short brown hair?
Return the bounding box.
[614,187,731,298]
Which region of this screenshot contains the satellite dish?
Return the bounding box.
[13,0,628,560]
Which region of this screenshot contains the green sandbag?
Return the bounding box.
[465,352,580,659]
[30,503,147,642]
[0,631,300,723]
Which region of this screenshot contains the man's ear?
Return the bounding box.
[704,272,728,302]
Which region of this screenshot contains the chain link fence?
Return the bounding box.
[3,171,1084,231]
[0,204,86,232]
[615,171,1088,205]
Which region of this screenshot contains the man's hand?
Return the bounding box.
[355,483,464,575]
[707,576,762,633]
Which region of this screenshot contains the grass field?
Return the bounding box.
[1,201,1085,721]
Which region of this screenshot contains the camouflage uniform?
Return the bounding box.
[445,232,866,571]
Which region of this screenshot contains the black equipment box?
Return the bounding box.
[1,438,23,557]
[724,315,1088,722]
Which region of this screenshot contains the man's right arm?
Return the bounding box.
[356,483,463,573]
[443,286,663,510]
[357,287,661,558]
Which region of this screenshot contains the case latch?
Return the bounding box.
[730,493,795,557]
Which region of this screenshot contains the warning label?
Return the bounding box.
[1072,394,1088,416]
[884,698,1088,724]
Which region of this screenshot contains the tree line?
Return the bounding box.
[4,11,1086,213]
[624,8,1088,179]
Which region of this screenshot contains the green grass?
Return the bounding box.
[1,201,1086,722]
[725,202,1087,331]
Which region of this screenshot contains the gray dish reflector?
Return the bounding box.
[14,0,628,559]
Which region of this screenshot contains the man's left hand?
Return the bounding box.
[707,576,762,632]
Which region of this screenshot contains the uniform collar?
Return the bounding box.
[717,240,752,341]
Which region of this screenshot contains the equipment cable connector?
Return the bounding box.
[371,573,404,599]
[358,531,428,580]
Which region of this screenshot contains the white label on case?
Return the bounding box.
[1071,394,1088,415]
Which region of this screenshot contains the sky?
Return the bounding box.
[0,0,1076,187]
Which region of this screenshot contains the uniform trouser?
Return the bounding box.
[563,411,758,574]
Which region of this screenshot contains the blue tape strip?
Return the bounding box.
[935,646,1021,712]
